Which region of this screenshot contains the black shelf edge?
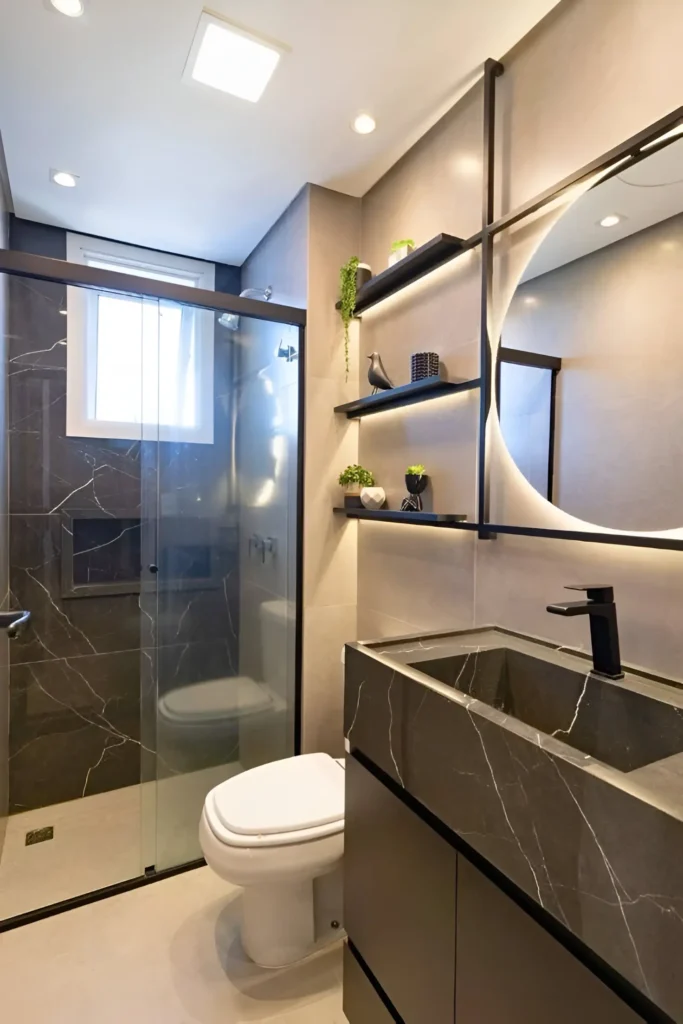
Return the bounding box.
[336,232,481,316]
[334,508,475,528]
[334,376,481,418]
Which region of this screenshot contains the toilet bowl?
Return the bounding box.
[200,752,345,968]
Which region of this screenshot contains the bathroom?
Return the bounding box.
[1,0,683,1021]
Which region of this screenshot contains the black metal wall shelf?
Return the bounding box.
[334,508,473,528]
[338,233,481,316]
[335,377,481,419]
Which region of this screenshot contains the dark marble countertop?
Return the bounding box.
[344,625,683,1022]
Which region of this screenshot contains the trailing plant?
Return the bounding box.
[338,464,375,490]
[406,464,426,477]
[390,238,415,252]
[339,256,360,382]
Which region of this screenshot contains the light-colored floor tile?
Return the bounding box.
[0,763,244,921]
[0,865,343,1024]
[0,785,143,920]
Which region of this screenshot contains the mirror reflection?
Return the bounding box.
[500,132,683,532]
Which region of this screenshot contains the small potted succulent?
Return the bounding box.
[388,238,416,268]
[402,464,429,512]
[338,464,375,508]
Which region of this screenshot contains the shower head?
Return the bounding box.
[218,286,272,331]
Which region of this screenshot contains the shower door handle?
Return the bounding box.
[0,610,31,639]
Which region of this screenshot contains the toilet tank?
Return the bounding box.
[259,599,295,701]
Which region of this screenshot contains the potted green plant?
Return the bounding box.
[402,464,429,511]
[338,258,371,382]
[338,464,375,508]
[388,238,416,268]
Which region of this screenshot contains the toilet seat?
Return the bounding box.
[204,753,345,849]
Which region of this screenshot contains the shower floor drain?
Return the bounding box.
[25,826,54,846]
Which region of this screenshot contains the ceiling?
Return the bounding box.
[523,133,683,281]
[0,0,559,265]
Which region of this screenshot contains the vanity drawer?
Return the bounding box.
[343,944,396,1024]
[344,755,457,1024]
[454,856,645,1023]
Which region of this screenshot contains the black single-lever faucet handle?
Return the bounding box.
[564,584,615,604]
[547,584,623,679]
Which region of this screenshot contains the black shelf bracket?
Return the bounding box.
[477,57,504,541]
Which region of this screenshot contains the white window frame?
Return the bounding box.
[66,233,216,444]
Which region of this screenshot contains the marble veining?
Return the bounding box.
[345,626,683,1021]
[5,250,240,813]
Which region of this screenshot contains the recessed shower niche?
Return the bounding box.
[61,511,142,598]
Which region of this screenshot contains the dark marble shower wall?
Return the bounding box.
[6,218,241,812]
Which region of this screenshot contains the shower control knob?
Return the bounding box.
[148,564,159,574]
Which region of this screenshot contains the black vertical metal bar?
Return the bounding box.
[478,58,504,538]
[294,323,306,756]
[547,368,559,504]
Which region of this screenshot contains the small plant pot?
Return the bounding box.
[356,264,372,291]
[405,473,429,496]
[344,491,363,509]
[388,244,414,268]
[360,487,386,511]
[403,473,428,512]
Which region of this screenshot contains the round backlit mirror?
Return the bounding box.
[498,130,683,532]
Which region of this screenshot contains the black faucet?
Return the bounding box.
[546,584,624,680]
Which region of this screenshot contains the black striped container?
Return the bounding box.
[411,352,440,381]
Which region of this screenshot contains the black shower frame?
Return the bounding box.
[0,253,307,930]
[478,61,683,549]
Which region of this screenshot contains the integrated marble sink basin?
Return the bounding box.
[408,647,683,773]
[344,625,683,1020]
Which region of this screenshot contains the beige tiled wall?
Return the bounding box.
[242,184,362,757]
[355,0,683,681]
[304,186,362,754]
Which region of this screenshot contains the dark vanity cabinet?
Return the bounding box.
[344,755,645,1024]
[344,755,457,1024]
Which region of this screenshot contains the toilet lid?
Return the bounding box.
[158,677,274,723]
[211,753,345,836]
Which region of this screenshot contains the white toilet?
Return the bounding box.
[200,752,345,968]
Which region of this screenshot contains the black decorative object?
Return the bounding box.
[367,352,394,393]
[411,352,440,381]
[402,472,429,512]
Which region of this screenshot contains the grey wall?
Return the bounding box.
[353,0,683,685]
[504,211,683,531]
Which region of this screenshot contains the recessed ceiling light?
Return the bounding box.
[50,0,85,17]
[184,12,284,103]
[599,214,622,228]
[51,169,79,188]
[352,114,376,135]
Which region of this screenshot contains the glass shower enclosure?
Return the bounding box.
[0,254,304,923]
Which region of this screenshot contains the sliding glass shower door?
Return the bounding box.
[140,296,301,873]
[0,258,303,922]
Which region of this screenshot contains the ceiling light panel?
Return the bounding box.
[184,12,283,103]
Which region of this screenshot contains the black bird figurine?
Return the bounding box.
[367,352,394,393]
